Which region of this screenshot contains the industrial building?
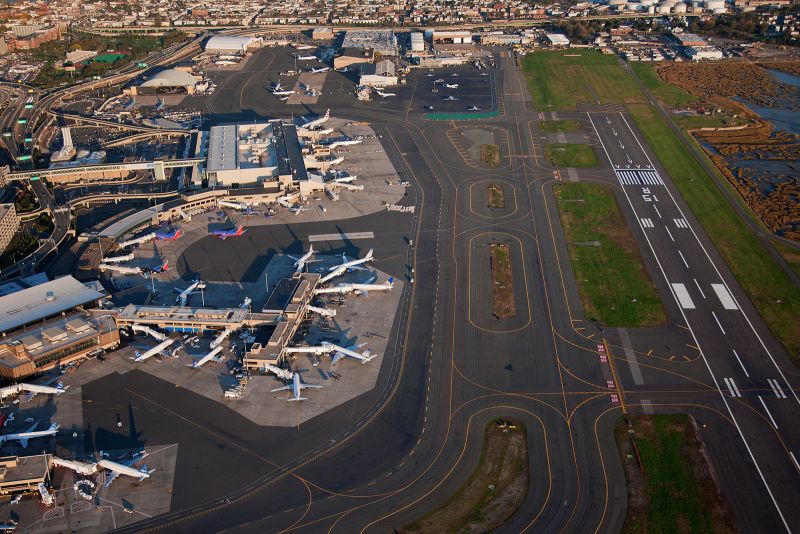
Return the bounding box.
[546,34,571,47]
[312,27,334,41]
[686,46,723,60]
[334,47,373,70]
[125,69,199,96]
[0,276,118,379]
[674,32,709,47]
[0,203,19,255]
[481,33,525,45]
[359,59,398,87]
[410,32,425,53]
[430,30,474,44]
[341,29,397,56]
[204,35,264,55]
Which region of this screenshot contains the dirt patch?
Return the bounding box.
[402,419,529,533]
[491,243,516,319]
[487,184,505,209]
[615,415,738,534]
[481,144,501,166]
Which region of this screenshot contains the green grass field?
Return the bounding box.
[556,183,666,326]
[630,63,697,108]
[616,415,735,534]
[521,50,645,110]
[772,240,800,278]
[545,144,599,168]
[539,120,582,133]
[628,103,800,362]
[672,113,745,130]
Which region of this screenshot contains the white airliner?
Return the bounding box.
[284,341,374,364]
[291,43,315,50]
[217,200,248,211]
[271,373,322,401]
[443,96,459,101]
[134,338,176,362]
[468,106,481,111]
[98,451,155,487]
[434,78,444,83]
[302,109,330,130]
[314,277,393,296]
[376,90,396,98]
[310,66,330,73]
[289,206,308,215]
[319,249,374,284]
[101,253,134,264]
[0,422,59,447]
[174,279,205,306]
[296,54,318,60]
[444,83,459,89]
[271,83,295,96]
[189,346,223,368]
[288,245,318,273]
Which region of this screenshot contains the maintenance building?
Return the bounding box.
[204,35,264,55]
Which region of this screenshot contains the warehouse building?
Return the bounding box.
[430,30,474,44]
[410,32,425,53]
[0,455,52,496]
[546,33,571,47]
[312,27,334,41]
[204,35,264,55]
[0,276,118,379]
[342,29,397,56]
[359,60,398,87]
[205,122,280,187]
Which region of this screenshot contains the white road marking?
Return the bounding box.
[711,283,738,310]
[768,379,786,399]
[640,218,654,228]
[671,283,695,309]
[790,452,800,474]
[711,311,726,335]
[674,218,689,229]
[653,205,662,219]
[619,327,645,385]
[758,396,779,429]
[693,278,706,299]
[732,349,749,377]
[609,112,792,531]
[678,250,689,269]
[665,227,675,242]
[724,377,741,397]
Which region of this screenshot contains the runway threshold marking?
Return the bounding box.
[308,232,375,242]
[671,283,695,309]
[616,169,664,186]
[711,283,738,310]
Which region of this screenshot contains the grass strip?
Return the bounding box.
[403,419,528,533]
[481,144,501,166]
[545,143,599,168]
[615,414,737,534]
[556,183,666,326]
[488,184,505,209]
[491,243,516,319]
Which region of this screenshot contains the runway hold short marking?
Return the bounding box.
[673,218,689,229]
[711,284,738,310]
[671,283,696,309]
[309,232,375,242]
[640,218,654,228]
[616,169,664,187]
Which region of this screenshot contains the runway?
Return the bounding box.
[102,46,800,533]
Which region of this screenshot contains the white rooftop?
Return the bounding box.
[205,35,261,52]
[0,276,103,333]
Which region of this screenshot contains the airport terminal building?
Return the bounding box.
[0,276,119,379]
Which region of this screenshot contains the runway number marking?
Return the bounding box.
[641,188,658,203]
[640,218,654,228]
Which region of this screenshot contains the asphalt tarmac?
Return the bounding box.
[74,45,800,533]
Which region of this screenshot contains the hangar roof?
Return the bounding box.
[205,36,258,52]
[0,276,103,333]
[139,69,198,89]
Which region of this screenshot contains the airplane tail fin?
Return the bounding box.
[387,277,394,288]
[324,109,330,120]
[161,260,169,272]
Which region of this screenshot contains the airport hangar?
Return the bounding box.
[125,68,199,96]
[203,35,264,55]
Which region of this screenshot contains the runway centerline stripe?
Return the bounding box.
[671,283,695,309]
[308,232,375,242]
[711,283,738,310]
[693,278,706,299]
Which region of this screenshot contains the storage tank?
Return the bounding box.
[657,2,673,13]
[673,3,688,13]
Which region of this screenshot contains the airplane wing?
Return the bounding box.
[24,422,39,433]
[19,437,28,448]
[348,265,368,271]
[270,385,291,393]
[301,384,323,389]
[104,470,121,488]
